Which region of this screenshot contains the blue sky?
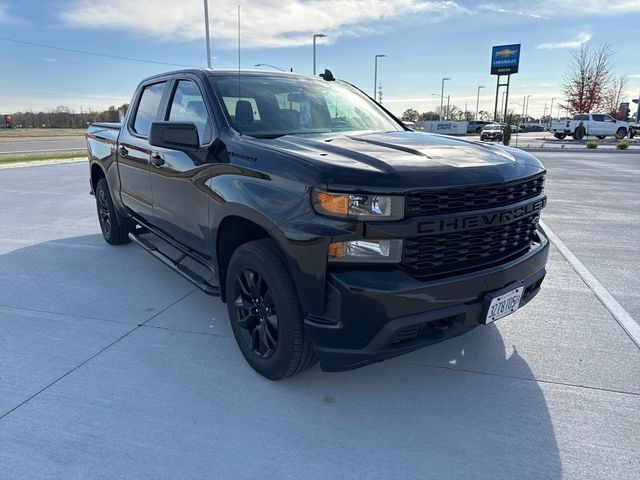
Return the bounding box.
[1,0,639,117]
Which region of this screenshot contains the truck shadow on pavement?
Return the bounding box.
[0,234,562,479]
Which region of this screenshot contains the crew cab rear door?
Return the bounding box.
[590,114,607,135]
[117,80,169,222]
[147,76,216,256]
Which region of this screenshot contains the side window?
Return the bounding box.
[604,115,616,122]
[592,114,605,122]
[132,82,166,137]
[168,80,213,144]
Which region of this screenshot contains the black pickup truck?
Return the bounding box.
[87,69,548,379]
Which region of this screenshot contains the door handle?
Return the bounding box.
[119,146,129,157]
[150,152,165,167]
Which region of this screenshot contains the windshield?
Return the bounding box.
[210,74,404,138]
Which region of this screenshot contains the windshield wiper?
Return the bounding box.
[250,130,332,139]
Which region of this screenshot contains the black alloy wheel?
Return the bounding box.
[95,178,132,245]
[225,239,316,379]
[234,267,279,359]
[97,187,112,237]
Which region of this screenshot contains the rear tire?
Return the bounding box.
[554,133,566,140]
[615,128,627,140]
[225,239,316,380]
[95,178,133,245]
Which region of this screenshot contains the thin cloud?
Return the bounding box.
[0,2,27,25]
[59,0,470,49]
[536,32,592,50]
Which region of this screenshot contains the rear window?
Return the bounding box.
[573,114,589,121]
[132,82,166,136]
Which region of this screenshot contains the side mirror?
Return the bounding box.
[149,122,199,151]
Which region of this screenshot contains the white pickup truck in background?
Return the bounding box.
[551,113,629,140]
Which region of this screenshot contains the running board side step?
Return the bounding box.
[128,231,220,296]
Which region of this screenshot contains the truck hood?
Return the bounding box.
[249,131,545,192]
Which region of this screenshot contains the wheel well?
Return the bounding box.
[90,163,106,193]
[216,216,270,302]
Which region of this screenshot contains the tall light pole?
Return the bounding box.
[446,95,451,121]
[374,54,386,101]
[440,77,450,121]
[313,33,327,75]
[475,85,485,120]
[203,0,212,68]
[524,95,532,123]
[549,97,557,128]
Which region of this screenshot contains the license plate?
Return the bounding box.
[484,286,523,324]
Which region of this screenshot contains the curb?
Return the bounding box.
[519,148,640,154]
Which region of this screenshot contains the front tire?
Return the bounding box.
[95,178,133,245]
[225,239,316,380]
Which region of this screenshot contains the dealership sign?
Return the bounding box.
[491,44,521,75]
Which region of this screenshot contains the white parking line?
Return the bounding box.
[541,220,640,349]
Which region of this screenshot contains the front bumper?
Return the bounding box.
[305,228,549,372]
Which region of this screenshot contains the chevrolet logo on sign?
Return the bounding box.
[495,48,518,58]
[491,44,521,75]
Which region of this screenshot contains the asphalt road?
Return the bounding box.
[0,136,85,154]
[0,157,639,479]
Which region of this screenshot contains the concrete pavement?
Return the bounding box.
[0,159,639,479]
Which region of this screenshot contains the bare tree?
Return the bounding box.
[561,43,613,114]
[478,110,492,122]
[602,75,628,119]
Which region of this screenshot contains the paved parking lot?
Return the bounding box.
[1,155,639,479]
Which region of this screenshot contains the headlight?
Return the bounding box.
[328,240,402,263]
[312,190,404,221]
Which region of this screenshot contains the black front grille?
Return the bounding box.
[405,174,545,217]
[402,214,539,278]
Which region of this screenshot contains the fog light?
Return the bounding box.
[328,240,402,263]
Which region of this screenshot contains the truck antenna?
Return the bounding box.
[237,4,241,99]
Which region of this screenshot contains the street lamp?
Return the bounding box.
[313,33,327,75]
[524,95,532,123]
[203,0,212,68]
[549,97,557,128]
[475,86,485,121]
[254,63,288,72]
[374,54,386,101]
[440,77,450,121]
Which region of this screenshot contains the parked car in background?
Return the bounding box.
[629,122,639,138]
[467,121,490,134]
[480,123,504,141]
[480,123,517,141]
[551,113,628,139]
[521,124,545,132]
